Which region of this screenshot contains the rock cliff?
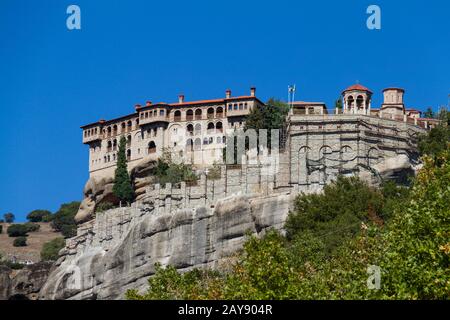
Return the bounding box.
[40,193,294,300]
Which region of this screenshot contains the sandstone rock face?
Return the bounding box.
[75,158,157,224]
[10,262,53,300]
[40,192,294,300]
[0,262,53,300]
[0,266,11,300]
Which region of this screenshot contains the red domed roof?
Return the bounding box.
[343,84,373,94]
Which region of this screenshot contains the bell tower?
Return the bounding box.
[342,84,373,115]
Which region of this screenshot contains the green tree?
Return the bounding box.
[113,136,135,204]
[13,237,27,247]
[51,201,80,238]
[423,107,434,119]
[7,224,29,237]
[285,176,384,255]
[24,222,40,232]
[418,124,450,157]
[127,264,223,300]
[26,210,52,222]
[153,149,197,185]
[4,213,15,223]
[41,237,66,261]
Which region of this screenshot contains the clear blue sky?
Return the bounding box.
[1,0,449,221]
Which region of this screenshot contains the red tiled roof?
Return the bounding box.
[343,84,373,94]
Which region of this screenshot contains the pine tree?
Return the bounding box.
[113,136,135,204]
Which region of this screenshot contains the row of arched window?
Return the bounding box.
[185,136,226,151]
[103,149,132,163]
[106,136,132,152]
[84,127,98,138]
[103,120,139,138]
[186,122,223,135]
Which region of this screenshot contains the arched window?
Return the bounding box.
[216,121,223,133]
[186,109,194,121]
[356,95,364,110]
[207,122,215,133]
[127,149,131,161]
[216,107,224,118]
[113,125,118,136]
[107,141,112,152]
[239,103,243,110]
[121,122,126,132]
[187,124,194,136]
[203,137,209,145]
[127,121,132,132]
[195,109,202,120]
[347,96,355,109]
[148,141,156,154]
[113,139,117,151]
[194,123,201,135]
[127,135,132,146]
[186,139,193,152]
[207,107,214,119]
[107,126,112,137]
[217,136,222,144]
[174,110,181,121]
[194,138,201,151]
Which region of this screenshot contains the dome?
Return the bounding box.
[342,84,373,94]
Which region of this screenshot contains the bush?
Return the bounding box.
[51,201,80,238]
[7,224,29,237]
[24,222,40,233]
[285,176,384,255]
[26,210,52,222]
[41,237,65,261]
[95,201,116,213]
[154,150,198,185]
[13,237,27,247]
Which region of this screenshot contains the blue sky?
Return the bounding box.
[0,0,449,221]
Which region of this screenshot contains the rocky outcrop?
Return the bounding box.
[75,158,157,224]
[40,192,294,300]
[0,266,11,300]
[0,262,53,300]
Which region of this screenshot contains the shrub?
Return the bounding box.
[13,237,27,247]
[51,201,80,238]
[285,176,384,255]
[26,210,52,222]
[24,222,40,233]
[95,201,116,213]
[41,237,65,261]
[7,224,29,237]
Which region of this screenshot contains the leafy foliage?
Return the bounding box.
[13,237,27,247]
[113,136,135,204]
[153,150,197,185]
[26,210,52,222]
[24,222,40,233]
[41,237,66,261]
[7,224,29,237]
[285,176,384,255]
[126,264,223,300]
[51,201,80,238]
[418,124,450,157]
[95,201,116,213]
